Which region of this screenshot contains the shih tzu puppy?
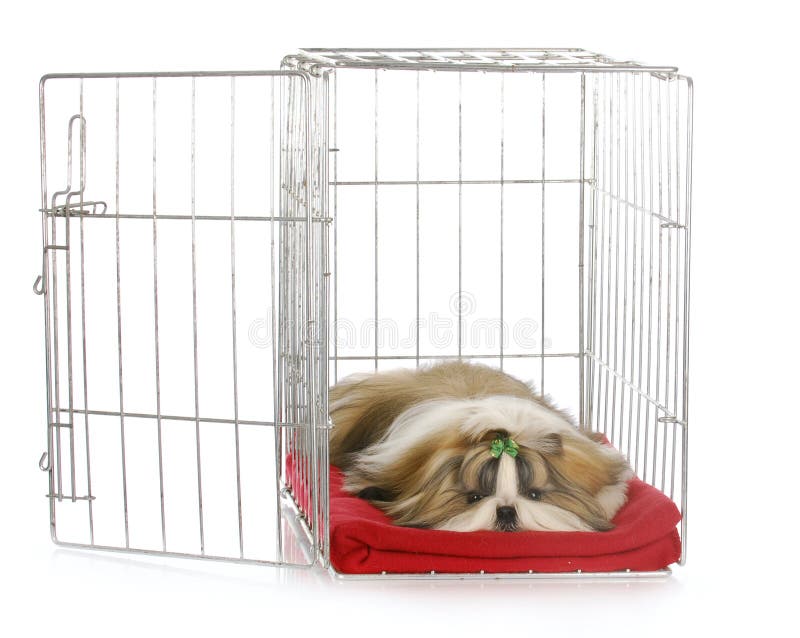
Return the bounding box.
[329,361,632,532]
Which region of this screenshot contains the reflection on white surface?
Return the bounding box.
[42,546,690,638]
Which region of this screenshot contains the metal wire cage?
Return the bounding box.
[35,49,692,577]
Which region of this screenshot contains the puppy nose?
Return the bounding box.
[496,506,517,524]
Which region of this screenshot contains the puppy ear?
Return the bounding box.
[537,432,563,456]
[548,431,630,496]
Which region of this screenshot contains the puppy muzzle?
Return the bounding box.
[496,505,518,532]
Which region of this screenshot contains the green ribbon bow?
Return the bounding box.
[489,436,519,459]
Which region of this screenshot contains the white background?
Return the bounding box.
[1,1,798,636]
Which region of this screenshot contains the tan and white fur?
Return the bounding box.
[329,361,632,532]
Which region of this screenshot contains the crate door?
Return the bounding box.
[37,71,326,566]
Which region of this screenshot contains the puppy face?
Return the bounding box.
[432,433,619,532]
[341,395,632,532]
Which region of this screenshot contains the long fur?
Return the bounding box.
[329,361,632,532]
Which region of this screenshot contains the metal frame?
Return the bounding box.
[37,69,325,568]
[36,49,692,578]
[330,567,672,581]
[285,48,693,575]
[583,71,693,565]
[292,48,678,73]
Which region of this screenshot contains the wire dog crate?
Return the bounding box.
[35,49,692,577]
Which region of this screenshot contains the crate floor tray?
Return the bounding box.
[287,460,682,575]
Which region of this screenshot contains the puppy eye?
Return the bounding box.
[467,493,484,504]
[528,490,541,501]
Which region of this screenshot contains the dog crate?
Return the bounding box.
[35,49,692,578]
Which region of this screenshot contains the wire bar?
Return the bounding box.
[540,74,546,391]
[190,77,206,555]
[585,351,677,420]
[74,81,95,543]
[331,71,339,383]
[584,73,600,432]
[55,407,315,429]
[45,211,331,222]
[38,82,54,534]
[114,79,130,549]
[77,135,95,542]
[415,71,421,367]
[151,77,167,552]
[499,73,505,368]
[270,74,284,563]
[373,70,379,372]
[578,73,586,426]
[591,188,683,227]
[457,72,463,358]
[332,178,584,186]
[229,77,245,558]
[335,352,581,361]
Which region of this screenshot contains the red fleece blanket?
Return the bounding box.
[288,460,681,575]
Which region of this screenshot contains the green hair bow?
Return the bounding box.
[489,436,519,459]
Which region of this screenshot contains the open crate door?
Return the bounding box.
[36,70,329,567]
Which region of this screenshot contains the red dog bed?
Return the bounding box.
[287,459,681,575]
